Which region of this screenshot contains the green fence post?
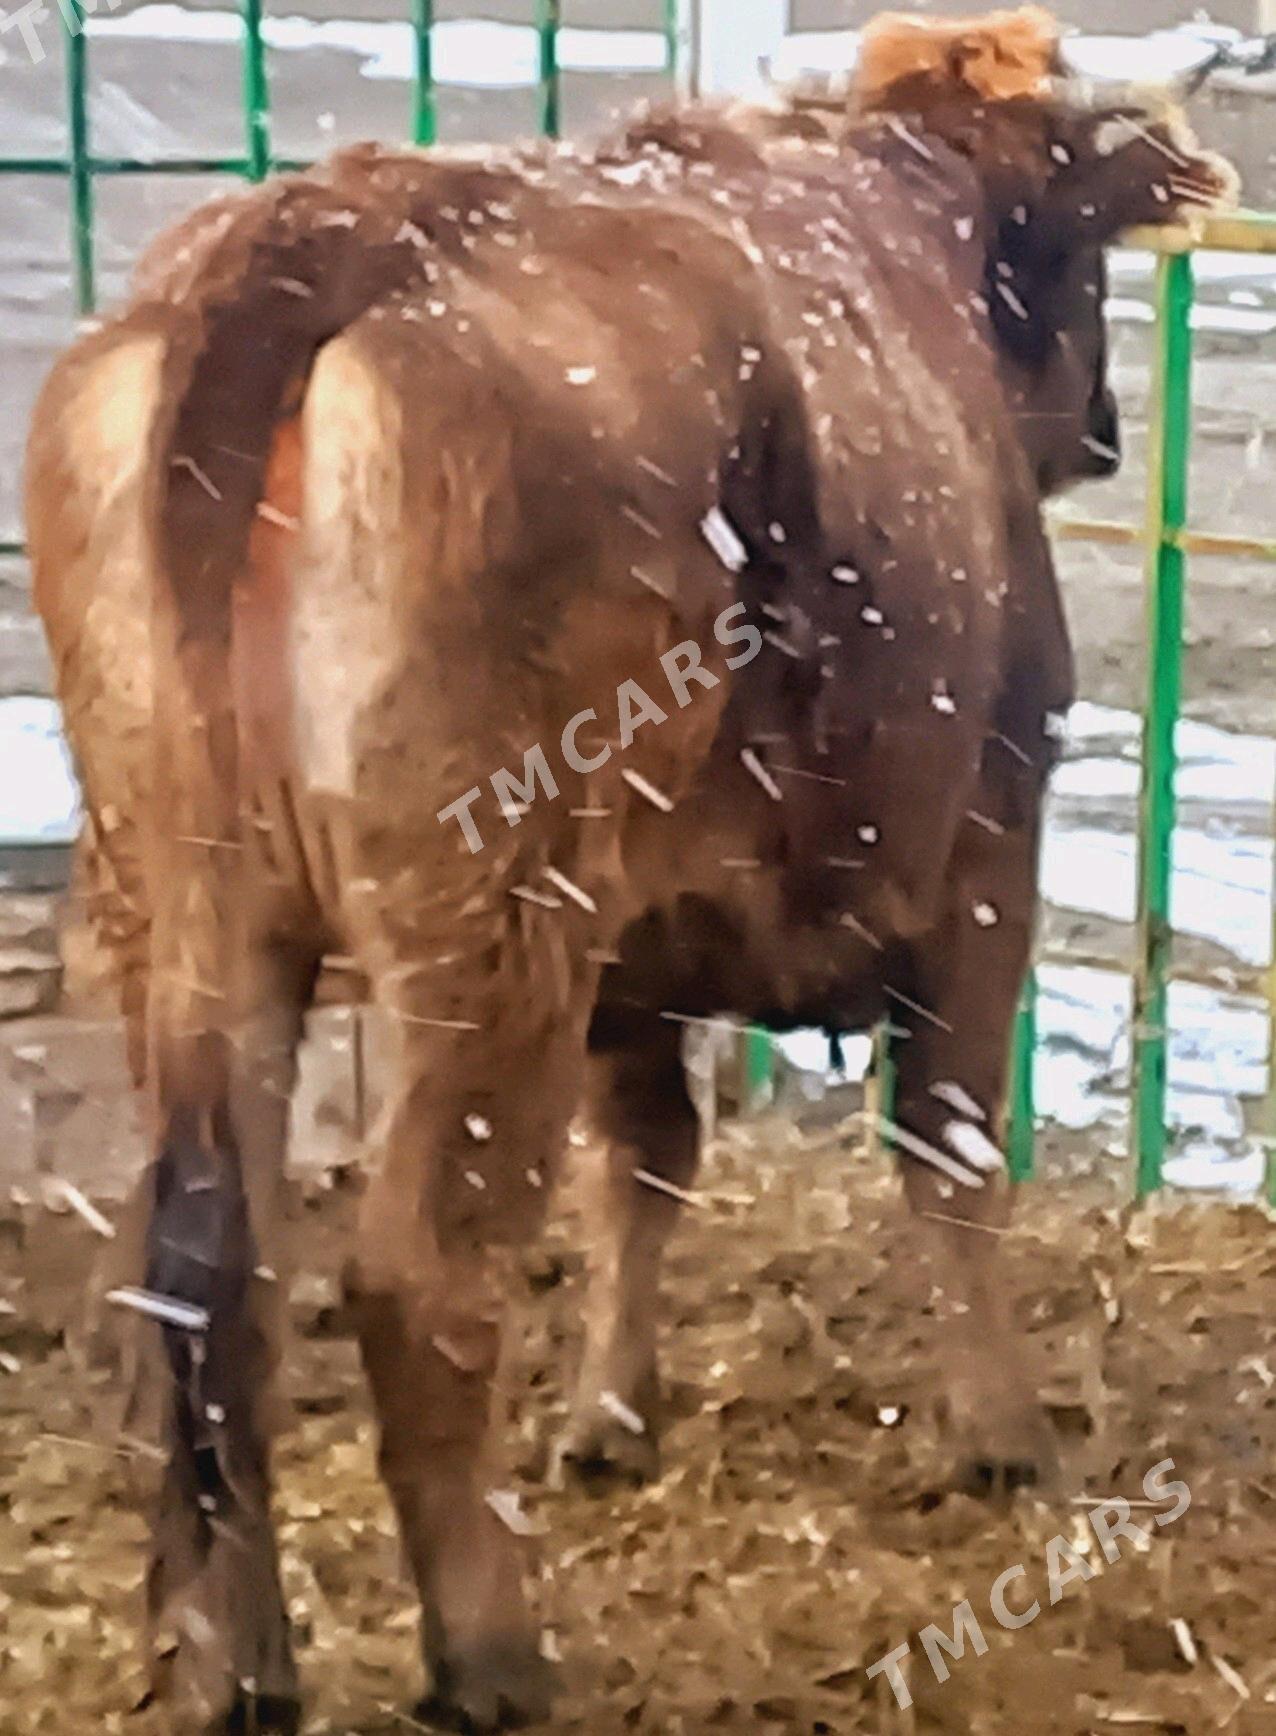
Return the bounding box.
[1132,250,1194,1199]
[535,0,561,140]
[867,1019,897,1158]
[241,0,271,180]
[63,0,95,315]
[877,1021,897,1130]
[1008,969,1037,1181]
[411,0,436,146]
[663,0,680,76]
[740,1025,774,1112]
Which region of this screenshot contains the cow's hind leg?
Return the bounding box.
[347,960,596,1730]
[143,934,317,1733]
[61,812,151,1086]
[553,1006,699,1489]
[889,757,1057,1497]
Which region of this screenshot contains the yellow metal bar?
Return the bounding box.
[1035,945,1268,1003]
[1051,516,1143,547]
[1174,529,1276,561]
[1052,516,1276,564]
[1125,212,1276,255]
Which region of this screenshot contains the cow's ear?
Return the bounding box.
[1045,107,1238,240]
[610,106,766,172]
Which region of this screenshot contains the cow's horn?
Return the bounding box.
[1056,29,1223,97]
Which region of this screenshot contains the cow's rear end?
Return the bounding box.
[91,151,820,1732]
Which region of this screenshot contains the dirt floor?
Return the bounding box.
[3,1117,1276,1736]
[1,7,1273,1725]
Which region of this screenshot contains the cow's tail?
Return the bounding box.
[133,171,439,1674]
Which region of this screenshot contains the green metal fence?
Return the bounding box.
[758,223,1276,1204]
[1016,220,1276,1202]
[0,0,682,561]
[1,5,1273,1199]
[0,0,656,335]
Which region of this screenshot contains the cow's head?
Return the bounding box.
[853,7,1238,495]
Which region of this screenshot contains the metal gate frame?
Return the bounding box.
[0,0,682,329]
[735,225,1276,1205]
[1,4,1273,1198]
[1013,223,1276,1200]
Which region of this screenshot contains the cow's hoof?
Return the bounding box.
[952,1412,1059,1500]
[210,1691,303,1735]
[146,1635,300,1736]
[956,1455,1044,1499]
[550,1408,660,1492]
[942,1383,1059,1501]
[417,1637,558,1732]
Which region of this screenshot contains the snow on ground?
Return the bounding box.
[87,8,669,84]
[769,703,1275,1182]
[0,696,80,846]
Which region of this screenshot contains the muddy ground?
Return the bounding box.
[1,12,1274,1729]
[4,1120,1276,1735]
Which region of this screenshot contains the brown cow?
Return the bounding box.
[554,31,1237,1489]
[34,154,825,1732]
[25,13,1234,1732]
